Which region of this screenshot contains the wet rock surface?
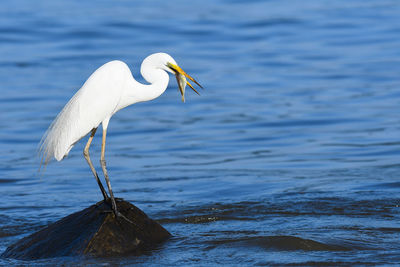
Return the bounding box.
[1,199,171,260]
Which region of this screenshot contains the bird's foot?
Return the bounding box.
[115,210,135,224]
[100,208,134,224]
[102,197,134,224]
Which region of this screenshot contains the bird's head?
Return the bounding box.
[148,53,203,102]
[166,61,203,102]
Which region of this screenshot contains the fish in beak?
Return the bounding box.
[167,62,203,102]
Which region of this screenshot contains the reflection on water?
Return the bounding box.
[1,0,400,265]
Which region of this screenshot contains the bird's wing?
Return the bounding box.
[39,61,128,165]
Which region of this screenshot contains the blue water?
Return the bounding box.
[1,0,400,265]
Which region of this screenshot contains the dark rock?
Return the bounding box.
[1,199,171,259]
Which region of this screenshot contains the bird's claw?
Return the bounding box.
[115,211,135,224]
[101,208,134,224]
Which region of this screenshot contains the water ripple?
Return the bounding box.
[1,0,400,265]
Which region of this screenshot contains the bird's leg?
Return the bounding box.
[83,128,109,201]
[100,128,119,217]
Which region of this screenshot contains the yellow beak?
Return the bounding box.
[167,62,203,102]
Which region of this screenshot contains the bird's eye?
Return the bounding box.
[166,62,177,73]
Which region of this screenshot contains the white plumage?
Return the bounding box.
[39,52,202,217]
[40,60,133,163]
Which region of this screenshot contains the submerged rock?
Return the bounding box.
[1,199,171,259]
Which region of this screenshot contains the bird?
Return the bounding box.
[39,52,202,218]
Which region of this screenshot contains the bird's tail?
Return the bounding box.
[38,125,54,172]
[37,107,66,172]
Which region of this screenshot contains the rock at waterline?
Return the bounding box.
[1,199,171,259]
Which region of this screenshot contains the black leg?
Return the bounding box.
[100,128,119,217]
[83,128,109,201]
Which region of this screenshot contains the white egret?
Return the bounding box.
[39,53,202,217]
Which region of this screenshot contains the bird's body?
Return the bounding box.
[41,58,170,163]
[40,53,202,217]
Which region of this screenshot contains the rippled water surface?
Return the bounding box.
[1,0,400,265]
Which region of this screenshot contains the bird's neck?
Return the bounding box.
[118,64,170,110]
